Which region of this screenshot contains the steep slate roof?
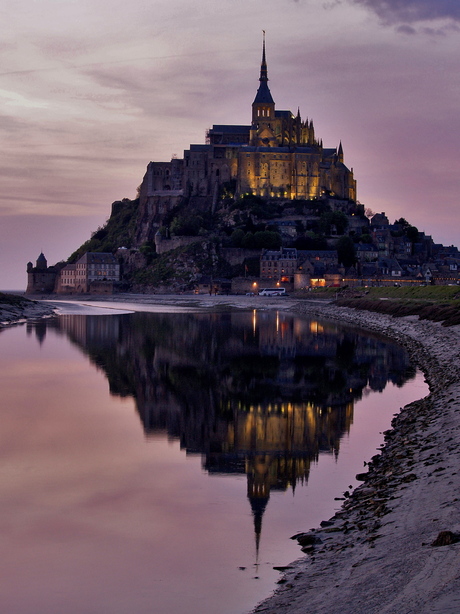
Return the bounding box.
[378,258,402,272]
[295,146,321,154]
[275,110,293,118]
[253,78,274,104]
[77,252,118,265]
[253,35,275,105]
[211,125,250,134]
[361,263,378,276]
[298,250,338,259]
[261,247,297,259]
[322,148,339,158]
[189,144,211,152]
[36,252,48,269]
[356,244,378,253]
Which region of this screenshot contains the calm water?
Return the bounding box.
[0,308,427,614]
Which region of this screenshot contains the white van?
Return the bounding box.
[258,288,287,296]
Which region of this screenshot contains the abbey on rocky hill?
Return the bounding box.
[140,36,356,209]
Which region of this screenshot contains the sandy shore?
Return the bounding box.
[252,301,460,614]
[3,293,460,612]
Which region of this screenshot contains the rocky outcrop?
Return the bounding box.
[0,294,56,326]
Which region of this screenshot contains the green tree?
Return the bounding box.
[319,211,349,236]
[336,236,356,267]
[405,226,419,242]
[241,232,255,248]
[170,213,202,236]
[253,230,282,249]
[230,228,245,247]
[293,233,328,250]
[395,217,409,228]
[139,241,157,265]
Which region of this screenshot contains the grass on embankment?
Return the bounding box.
[295,286,460,327]
[351,285,460,301]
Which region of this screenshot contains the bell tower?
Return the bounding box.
[250,32,277,147]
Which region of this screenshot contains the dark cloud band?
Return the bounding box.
[350,0,460,24]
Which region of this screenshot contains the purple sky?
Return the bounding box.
[1,0,459,289]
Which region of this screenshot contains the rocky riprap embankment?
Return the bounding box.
[252,301,460,614]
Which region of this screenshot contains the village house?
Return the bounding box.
[356,243,379,262]
[260,247,298,284]
[58,252,120,294]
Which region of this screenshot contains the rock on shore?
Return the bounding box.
[0,296,56,326]
[251,302,460,614]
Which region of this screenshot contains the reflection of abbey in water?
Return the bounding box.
[40,312,414,469]
[35,311,414,547]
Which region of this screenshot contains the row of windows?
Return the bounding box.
[257,108,272,117]
[88,264,118,269]
[246,153,289,160]
[63,268,118,276]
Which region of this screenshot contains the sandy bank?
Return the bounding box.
[251,301,460,614]
[38,292,302,311]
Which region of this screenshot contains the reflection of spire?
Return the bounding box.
[34,321,47,346]
[248,493,269,566]
[27,321,47,345]
[247,453,271,564]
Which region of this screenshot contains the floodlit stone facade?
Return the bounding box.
[140,37,356,212]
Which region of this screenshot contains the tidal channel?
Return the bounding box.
[0,308,428,614]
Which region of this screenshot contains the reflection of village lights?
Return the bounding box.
[252,309,257,335]
[309,321,324,334]
[276,311,279,333]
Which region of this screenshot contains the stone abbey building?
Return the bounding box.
[140,37,356,209]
